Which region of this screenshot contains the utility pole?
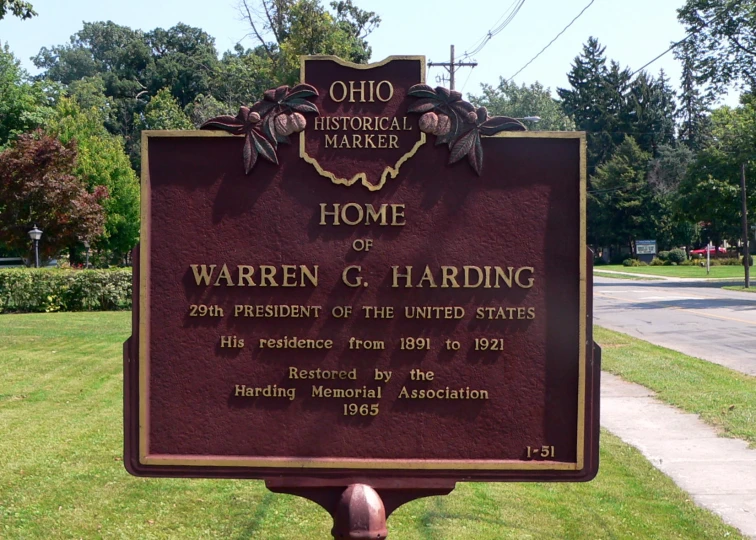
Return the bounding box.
[427,45,478,90]
[741,163,750,288]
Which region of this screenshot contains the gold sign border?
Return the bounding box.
[299,55,427,192]
[138,130,588,472]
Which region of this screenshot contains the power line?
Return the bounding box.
[460,0,525,59]
[507,0,596,83]
[460,0,518,59]
[460,67,475,93]
[459,0,527,60]
[430,0,526,91]
[629,35,694,78]
[630,3,733,77]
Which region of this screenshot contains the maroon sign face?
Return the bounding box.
[124,55,599,482]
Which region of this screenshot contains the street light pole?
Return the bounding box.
[28,225,43,268]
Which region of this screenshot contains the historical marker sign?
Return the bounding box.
[124,56,599,485]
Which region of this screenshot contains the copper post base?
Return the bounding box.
[331,484,387,539]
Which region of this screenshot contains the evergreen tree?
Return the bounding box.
[590,137,665,252]
[627,70,676,156]
[558,38,632,174]
[675,42,712,151]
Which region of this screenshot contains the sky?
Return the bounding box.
[0,0,741,106]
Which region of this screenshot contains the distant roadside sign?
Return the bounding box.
[635,240,657,256]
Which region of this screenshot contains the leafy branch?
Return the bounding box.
[200,84,319,174]
[407,84,526,175]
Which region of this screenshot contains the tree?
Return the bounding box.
[331,0,381,63]
[0,44,52,148]
[678,0,756,96]
[0,0,35,20]
[558,38,633,174]
[144,23,220,109]
[0,132,106,262]
[626,71,676,156]
[648,144,694,197]
[677,103,756,247]
[33,21,220,167]
[47,97,140,262]
[590,137,666,251]
[647,144,700,248]
[238,0,380,84]
[212,44,279,109]
[185,94,231,128]
[675,40,713,150]
[136,88,193,131]
[469,79,575,131]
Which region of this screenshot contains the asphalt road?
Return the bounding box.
[594,276,756,376]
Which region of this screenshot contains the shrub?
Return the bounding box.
[716,257,743,266]
[0,268,132,313]
[657,250,670,261]
[622,259,634,267]
[668,249,687,264]
[650,258,665,266]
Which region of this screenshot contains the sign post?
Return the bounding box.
[124,55,600,538]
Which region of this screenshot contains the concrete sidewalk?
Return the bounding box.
[601,372,756,538]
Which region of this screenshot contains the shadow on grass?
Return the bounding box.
[233,491,275,539]
[416,491,541,539]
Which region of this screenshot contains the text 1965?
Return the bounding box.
[343,403,379,416]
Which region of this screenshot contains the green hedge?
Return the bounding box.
[0,268,132,313]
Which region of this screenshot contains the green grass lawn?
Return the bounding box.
[596,264,749,279]
[722,285,756,293]
[0,313,743,538]
[596,326,756,446]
